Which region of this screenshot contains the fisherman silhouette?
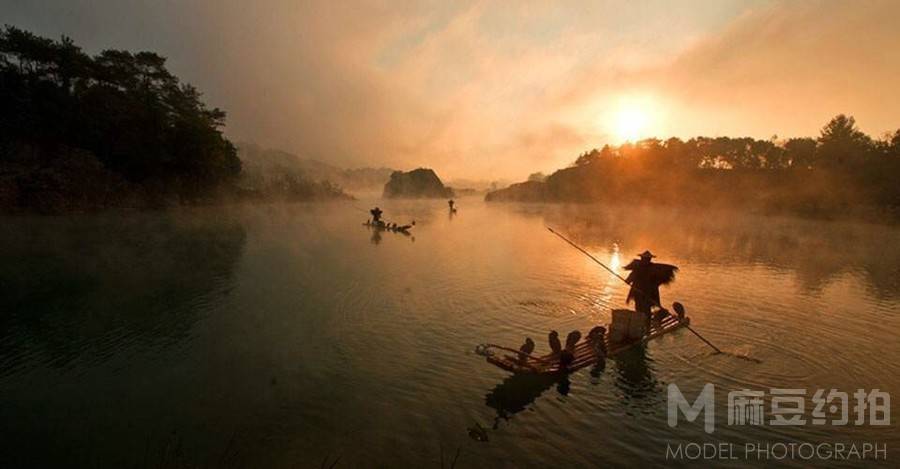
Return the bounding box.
[448,199,455,210]
[370,207,383,225]
[623,250,678,318]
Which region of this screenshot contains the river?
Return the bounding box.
[1,198,898,467]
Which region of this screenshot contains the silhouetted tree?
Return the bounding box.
[665,137,701,169]
[574,148,601,166]
[783,137,817,169]
[519,114,900,213]
[817,114,873,168]
[884,130,900,159]
[0,25,241,206]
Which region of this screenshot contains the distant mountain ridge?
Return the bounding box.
[237,142,394,192]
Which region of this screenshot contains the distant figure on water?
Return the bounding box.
[548,330,562,355]
[370,207,383,225]
[448,199,456,211]
[623,250,678,317]
[517,337,535,364]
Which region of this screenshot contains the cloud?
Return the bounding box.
[663,0,900,138]
[553,0,900,142]
[3,0,898,180]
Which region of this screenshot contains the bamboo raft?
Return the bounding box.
[363,221,413,234]
[477,313,690,375]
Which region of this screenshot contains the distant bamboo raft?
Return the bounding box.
[477,314,690,375]
[363,221,412,234]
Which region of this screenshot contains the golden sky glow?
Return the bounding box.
[3,0,900,180]
[614,108,648,143]
[606,95,661,144]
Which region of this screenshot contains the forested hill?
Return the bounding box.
[237,143,394,193]
[0,26,243,211]
[486,115,900,217]
[2,27,244,212]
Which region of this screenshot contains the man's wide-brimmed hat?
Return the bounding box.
[636,250,655,259]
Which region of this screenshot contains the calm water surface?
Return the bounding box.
[1,199,899,467]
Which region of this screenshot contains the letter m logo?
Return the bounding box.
[668,383,715,433]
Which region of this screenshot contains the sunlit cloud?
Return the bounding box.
[3,0,898,180]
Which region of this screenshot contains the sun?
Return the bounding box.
[601,95,661,143]
[614,106,649,143]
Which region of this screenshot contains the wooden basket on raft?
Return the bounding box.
[476,311,689,375]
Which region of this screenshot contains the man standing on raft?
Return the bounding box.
[370,207,384,226]
[623,250,678,318]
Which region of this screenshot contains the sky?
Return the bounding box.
[3,0,899,180]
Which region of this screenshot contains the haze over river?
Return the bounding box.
[2,199,898,467]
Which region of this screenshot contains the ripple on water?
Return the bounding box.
[3,202,900,467]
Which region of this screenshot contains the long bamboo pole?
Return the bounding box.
[546,226,722,353]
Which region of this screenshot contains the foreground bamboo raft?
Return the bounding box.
[476,313,690,375]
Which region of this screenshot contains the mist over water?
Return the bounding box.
[1,199,899,467]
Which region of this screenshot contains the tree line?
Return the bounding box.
[0,25,241,208]
[574,114,900,173]
[488,115,900,213]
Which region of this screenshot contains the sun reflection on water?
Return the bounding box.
[609,243,621,272]
[588,243,623,320]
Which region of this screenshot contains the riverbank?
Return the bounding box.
[0,145,353,215]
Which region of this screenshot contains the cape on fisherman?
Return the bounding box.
[369,206,384,225]
[623,250,678,318]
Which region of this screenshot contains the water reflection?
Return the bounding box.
[608,243,621,271]
[1,200,898,467]
[593,243,621,310]
[534,204,900,300]
[363,224,415,245]
[0,211,246,375]
[482,346,658,426]
[484,372,571,427]
[611,346,660,402]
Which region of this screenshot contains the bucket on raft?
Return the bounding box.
[610,308,648,343]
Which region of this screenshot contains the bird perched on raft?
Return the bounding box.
[548,330,561,355]
[364,206,415,233]
[517,337,535,364]
[587,326,607,358]
[475,312,690,375]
